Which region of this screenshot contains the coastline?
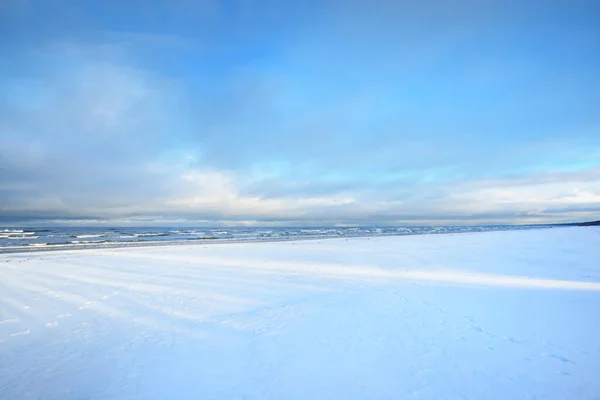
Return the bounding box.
[0,224,559,255]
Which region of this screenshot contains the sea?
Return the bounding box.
[0,225,552,253]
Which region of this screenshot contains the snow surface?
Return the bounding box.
[1,226,599,399]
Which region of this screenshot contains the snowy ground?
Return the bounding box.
[1,227,599,400]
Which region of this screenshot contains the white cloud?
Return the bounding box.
[166,170,356,218]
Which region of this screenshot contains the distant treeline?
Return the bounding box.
[554,220,600,227]
[576,220,600,226]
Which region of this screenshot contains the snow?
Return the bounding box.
[1,226,599,399]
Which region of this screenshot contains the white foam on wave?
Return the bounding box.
[211,231,230,235]
[0,230,36,237]
[170,230,206,235]
[7,236,39,240]
[71,240,110,244]
[71,234,106,239]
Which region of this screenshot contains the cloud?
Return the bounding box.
[1,1,600,225]
[1,50,599,225]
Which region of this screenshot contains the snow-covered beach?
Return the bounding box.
[1,226,599,399]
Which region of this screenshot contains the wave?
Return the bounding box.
[70,234,106,239]
[259,232,282,237]
[27,240,117,247]
[7,236,39,240]
[134,233,170,237]
[170,230,207,235]
[210,231,231,236]
[28,242,71,247]
[71,240,112,244]
[1,230,37,235]
[300,229,329,234]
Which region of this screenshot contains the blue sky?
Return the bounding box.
[1,0,599,226]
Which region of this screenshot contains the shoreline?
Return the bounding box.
[0,224,564,255]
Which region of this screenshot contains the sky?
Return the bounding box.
[1,0,599,226]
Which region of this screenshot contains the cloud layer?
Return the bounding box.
[1,0,599,225]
